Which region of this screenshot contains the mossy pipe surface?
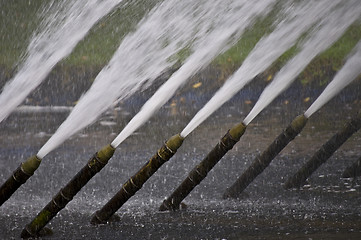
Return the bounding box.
[285,112,361,189]
[342,156,361,178]
[91,134,184,224]
[159,123,246,211]
[0,155,41,207]
[21,144,115,238]
[223,114,308,199]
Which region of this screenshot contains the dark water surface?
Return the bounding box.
[0,91,360,239]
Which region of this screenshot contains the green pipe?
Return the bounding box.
[0,155,41,207]
[342,156,361,178]
[223,114,308,199]
[285,111,361,189]
[159,122,246,211]
[21,144,115,238]
[91,134,184,224]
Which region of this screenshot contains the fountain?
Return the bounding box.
[1,0,232,209]
[220,7,361,198]
[284,40,361,188]
[0,0,360,239]
[159,122,246,211]
[223,115,307,199]
[285,111,361,189]
[159,0,360,208]
[21,145,115,238]
[223,38,361,197]
[18,0,275,235]
[0,155,41,206]
[91,134,184,224]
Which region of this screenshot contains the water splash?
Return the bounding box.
[38,0,241,158]
[0,0,123,123]
[111,0,276,148]
[305,40,361,118]
[243,0,361,125]
[181,0,340,137]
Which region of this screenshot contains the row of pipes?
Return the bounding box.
[0,109,359,238]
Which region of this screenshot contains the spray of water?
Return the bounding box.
[181,0,340,138]
[110,0,277,148]
[38,0,242,158]
[304,41,361,118]
[0,0,123,123]
[243,0,361,125]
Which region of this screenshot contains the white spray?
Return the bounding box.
[0,0,123,123]
[181,0,341,137]
[243,0,361,125]
[38,0,250,158]
[305,40,361,118]
[111,0,277,148]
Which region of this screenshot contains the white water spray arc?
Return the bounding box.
[243,0,361,125]
[0,0,124,123]
[111,0,277,148]
[38,0,253,158]
[181,0,341,137]
[305,40,361,118]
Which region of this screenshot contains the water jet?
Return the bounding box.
[159,122,246,211]
[19,0,269,232]
[158,0,359,207]
[284,111,361,189]
[20,144,115,238]
[282,40,361,188]
[0,0,359,238]
[0,0,124,123]
[0,155,41,207]
[223,114,307,199]
[91,134,184,224]
[18,0,231,233]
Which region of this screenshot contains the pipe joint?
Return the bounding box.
[157,147,173,161]
[130,177,141,189]
[87,154,105,169]
[12,164,31,184]
[220,130,241,151]
[122,184,132,196]
[194,167,207,179]
[158,134,184,160]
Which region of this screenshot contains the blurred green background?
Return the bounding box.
[0,0,360,89]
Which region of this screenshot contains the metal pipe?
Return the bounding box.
[342,156,361,178]
[21,144,115,238]
[91,134,184,224]
[0,155,41,207]
[284,111,361,189]
[223,114,308,199]
[159,122,246,211]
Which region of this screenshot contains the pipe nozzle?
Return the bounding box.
[0,155,42,207]
[290,114,308,133]
[96,144,116,164]
[165,133,184,152]
[91,134,182,224]
[21,155,42,176]
[21,145,116,237]
[229,122,247,141]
